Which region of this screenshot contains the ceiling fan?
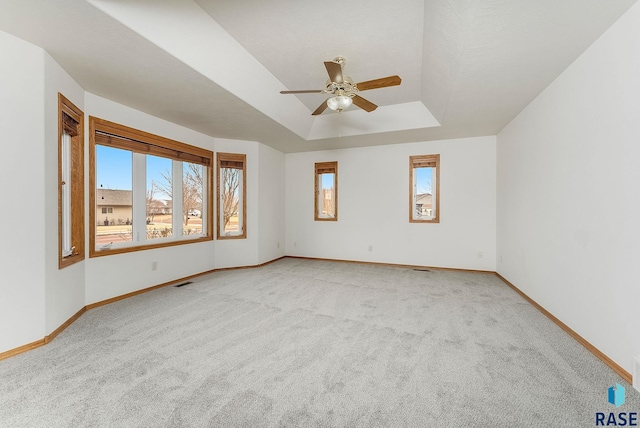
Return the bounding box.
[280,57,401,115]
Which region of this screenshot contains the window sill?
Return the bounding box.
[59,253,85,269]
[217,234,247,240]
[89,235,212,258]
[409,218,440,224]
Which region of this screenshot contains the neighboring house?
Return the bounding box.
[96,189,132,226]
[97,189,173,225]
[162,200,173,216]
[321,188,334,217]
[415,193,433,217]
[147,198,171,218]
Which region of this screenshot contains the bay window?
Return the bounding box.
[89,117,213,256]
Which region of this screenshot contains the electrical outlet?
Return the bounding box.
[368,245,373,252]
[151,261,158,271]
[477,251,483,258]
[277,242,280,249]
[294,241,297,247]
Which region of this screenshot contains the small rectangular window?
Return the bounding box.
[315,161,338,221]
[410,155,440,223]
[58,94,85,268]
[217,153,246,239]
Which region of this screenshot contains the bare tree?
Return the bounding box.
[146,182,159,223]
[221,167,240,230]
[154,164,204,226]
[152,169,173,221]
[183,163,203,224]
[152,163,241,231]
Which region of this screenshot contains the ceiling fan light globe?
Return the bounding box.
[327,95,352,112]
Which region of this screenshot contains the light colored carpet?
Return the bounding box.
[0,258,637,427]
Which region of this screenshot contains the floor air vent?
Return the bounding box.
[634,356,640,393]
[174,281,192,288]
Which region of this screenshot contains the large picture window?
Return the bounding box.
[89,117,213,256]
[315,161,338,221]
[410,154,440,223]
[216,153,246,239]
[58,94,85,268]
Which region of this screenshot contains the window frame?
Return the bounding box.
[89,116,213,257]
[216,152,247,240]
[409,154,440,223]
[58,93,85,269]
[314,161,338,222]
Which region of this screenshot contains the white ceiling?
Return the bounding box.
[0,0,637,153]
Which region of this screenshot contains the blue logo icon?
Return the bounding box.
[608,383,625,408]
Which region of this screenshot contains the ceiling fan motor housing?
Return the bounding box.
[326,76,358,98]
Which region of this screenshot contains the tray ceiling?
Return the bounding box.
[0,0,636,152]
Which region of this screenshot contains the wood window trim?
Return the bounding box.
[91,118,212,166]
[58,93,85,269]
[216,152,247,240]
[89,116,214,257]
[314,161,338,222]
[94,132,211,166]
[409,154,440,224]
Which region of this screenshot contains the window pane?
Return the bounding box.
[413,167,434,220]
[184,162,204,236]
[318,173,336,218]
[61,132,72,255]
[146,155,173,240]
[96,145,133,247]
[220,167,242,236]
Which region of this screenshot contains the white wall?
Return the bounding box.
[0,30,46,352]
[44,53,86,334]
[84,94,218,304]
[258,143,286,264]
[285,137,497,271]
[497,1,640,374]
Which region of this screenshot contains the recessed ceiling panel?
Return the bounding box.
[195,0,425,112]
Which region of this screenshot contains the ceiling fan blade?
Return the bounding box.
[311,101,329,115]
[356,75,401,91]
[280,90,324,94]
[324,61,343,84]
[352,95,378,112]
